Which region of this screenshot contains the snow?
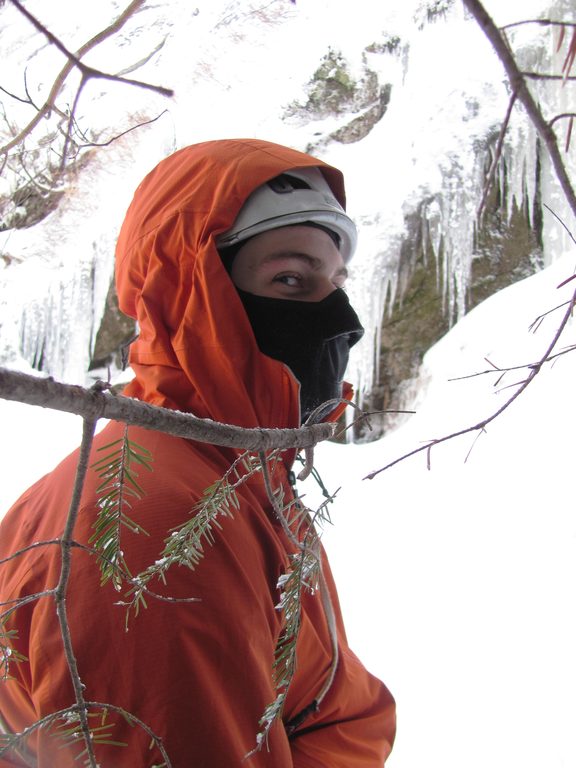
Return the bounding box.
[1,253,575,768]
[3,0,574,395]
[301,254,576,768]
[2,1,576,766]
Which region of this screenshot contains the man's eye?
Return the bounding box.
[274,274,302,287]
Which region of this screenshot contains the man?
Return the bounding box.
[0,139,395,766]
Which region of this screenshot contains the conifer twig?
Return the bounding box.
[0,701,172,766]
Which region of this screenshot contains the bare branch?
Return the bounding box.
[365,282,576,480]
[543,203,576,249]
[54,417,99,767]
[0,368,335,451]
[0,539,62,567]
[478,93,517,220]
[2,0,173,156]
[0,83,33,105]
[500,20,576,31]
[521,72,576,81]
[74,110,169,151]
[463,0,576,222]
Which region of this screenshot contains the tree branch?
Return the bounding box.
[0,368,335,450]
[53,417,99,767]
[2,0,173,157]
[365,281,576,479]
[462,0,576,222]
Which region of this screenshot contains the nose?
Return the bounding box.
[305,276,338,303]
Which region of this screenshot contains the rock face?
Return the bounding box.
[284,46,393,153]
[90,280,136,376]
[356,158,544,441]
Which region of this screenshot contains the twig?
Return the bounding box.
[54,416,99,768]
[0,539,63,566]
[0,701,172,766]
[2,0,173,157]
[543,203,576,248]
[296,447,315,481]
[259,452,299,547]
[0,591,54,621]
[0,84,33,105]
[478,92,517,220]
[0,538,196,609]
[74,110,168,150]
[448,342,576,382]
[59,76,87,169]
[522,72,576,81]
[549,112,576,126]
[365,282,576,479]
[501,20,576,31]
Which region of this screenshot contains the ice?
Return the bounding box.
[2,0,573,396]
[1,3,576,767]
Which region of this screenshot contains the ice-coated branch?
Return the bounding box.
[462,0,576,223]
[0,367,335,451]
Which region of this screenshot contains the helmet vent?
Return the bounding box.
[268,174,312,194]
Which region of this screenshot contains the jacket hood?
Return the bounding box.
[115,138,349,430]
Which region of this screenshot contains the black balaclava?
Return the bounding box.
[236,287,364,423]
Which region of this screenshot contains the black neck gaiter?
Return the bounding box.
[237,288,364,423]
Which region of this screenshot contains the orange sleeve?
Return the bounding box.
[289,646,396,767]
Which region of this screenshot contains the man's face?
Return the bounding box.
[229,225,348,302]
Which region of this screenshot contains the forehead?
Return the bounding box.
[237,225,347,272]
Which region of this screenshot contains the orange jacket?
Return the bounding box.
[0,139,395,767]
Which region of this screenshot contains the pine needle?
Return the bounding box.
[90,427,153,590]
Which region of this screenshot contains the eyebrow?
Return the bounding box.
[263,251,349,280]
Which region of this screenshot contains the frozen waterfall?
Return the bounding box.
[0,0,574,402]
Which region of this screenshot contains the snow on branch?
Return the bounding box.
[0,367,335,451]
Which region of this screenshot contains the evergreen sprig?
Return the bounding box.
[0,624,26,682]
[53,708,127,763]
[123,452,261,621]
[251,524,322,752]
[90,429,153,590]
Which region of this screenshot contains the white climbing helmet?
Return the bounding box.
[216,167,357,262]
